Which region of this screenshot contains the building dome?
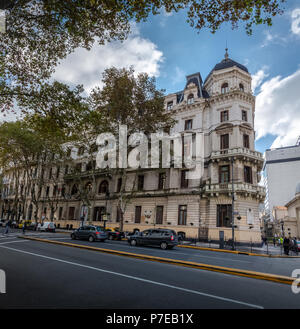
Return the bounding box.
[204,49,249,83]
[296,182,300,195]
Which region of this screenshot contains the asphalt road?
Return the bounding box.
[15,230,300,277]
[1,230,300,309]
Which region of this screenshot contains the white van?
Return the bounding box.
[38,222,56,232]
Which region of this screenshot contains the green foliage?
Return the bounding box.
[0,0,286,114]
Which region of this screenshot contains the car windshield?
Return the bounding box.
[96,226,104,232]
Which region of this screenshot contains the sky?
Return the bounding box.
[42,1,300,154]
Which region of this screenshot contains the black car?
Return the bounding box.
[105,228,125,240]
[127,229,178,250]
[71,225,108,242]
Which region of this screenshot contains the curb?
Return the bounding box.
[177,244,300,258]
[18,235,295,285]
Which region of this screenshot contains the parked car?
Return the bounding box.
[127,228,178,250]
[0,219,7,227]
[26,222,38,231]
[38,221,56,232]
[105,227,125,240]
[18,220,32,229]
[71,225,108,242]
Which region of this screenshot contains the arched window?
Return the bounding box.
[239,83,244,92]
[99,180,109,194]
[221,83,229,94]
[187,94,194,105]
[71,184,78,195]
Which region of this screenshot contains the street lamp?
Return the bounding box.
[231,156,235,250]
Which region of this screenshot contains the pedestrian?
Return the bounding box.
[4,220,10,234]
[283,236,290,255]
[22,221,26,234]
[293,237,298,255]
[273,237,276,247]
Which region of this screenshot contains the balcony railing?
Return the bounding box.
[211,147,263,160]
[203,182,266,196]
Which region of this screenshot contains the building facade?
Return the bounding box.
[1,51,265,243]
[263,139,300,220]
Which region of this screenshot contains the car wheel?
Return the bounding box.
[101,239,105,242]
[88,235,95,242]
[130,239,137,246]
[109,235,113,240]
[160,242,168,250]
[71,233,76,240]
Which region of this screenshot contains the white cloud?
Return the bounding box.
[53,25,164,94]
[252,68,269,93]
[260,30,288,48]
[255,69,300,148]
[171,66,185,85]
[291,8,300,35]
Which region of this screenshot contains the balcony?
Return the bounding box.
[202,182,266,199]
[211,147,263,161]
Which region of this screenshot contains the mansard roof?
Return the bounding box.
[204,51,249,83]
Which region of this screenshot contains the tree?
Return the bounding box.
[1,0,286,113]
[0,117,68,223]
[90,66,176,232]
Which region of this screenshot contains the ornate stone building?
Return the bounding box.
[1,50,265,243]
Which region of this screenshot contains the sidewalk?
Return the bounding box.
[181,240,299,256]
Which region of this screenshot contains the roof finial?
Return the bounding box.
[225,42,229,60]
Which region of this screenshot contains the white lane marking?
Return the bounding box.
[0,240,29,245]
[0,244,263,309]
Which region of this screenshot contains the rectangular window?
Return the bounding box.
[219,165,230,183]
[167,101,173,110]
[220,110,229,122]
[93,207,105,221]
[178,205,187,225]
[244,166,253,183]
[46,186,50,197]
[243,134,250,148]
[56,166,60,179]
[53,185,58,197]
[135,206,142,223]
[158,172,166,190]
[220,134,229,150]
[48,167,52,179]
[184,119,193,130]
[217,205,232,227]
[58,207,63,220]
[116,207,121,223]
[156,206,164,225]
[65,165,69,175]
[137,175,144,191]
[117,178,122,193]
[242,110,248,121]
[68,207,75,220]
[181,170,189,188]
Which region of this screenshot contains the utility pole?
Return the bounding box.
[231,156,235,250]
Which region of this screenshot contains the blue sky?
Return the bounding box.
[52,0,300,155]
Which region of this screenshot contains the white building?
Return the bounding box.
[263,139,300,220]
[1,50,266,243]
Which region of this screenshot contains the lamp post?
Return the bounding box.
[231,156,235,250]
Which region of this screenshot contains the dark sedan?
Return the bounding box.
[71,225,107,242]
[127,228,178,250]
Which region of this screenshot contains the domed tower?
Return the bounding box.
[201,49,265,244]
